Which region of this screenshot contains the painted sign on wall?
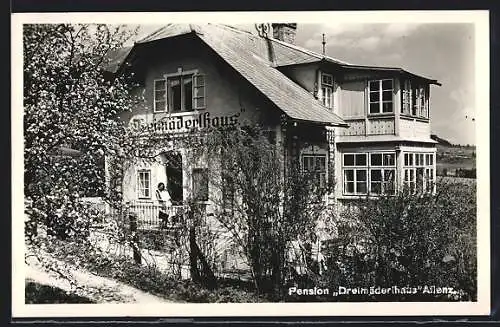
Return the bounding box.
[133,112,241,134]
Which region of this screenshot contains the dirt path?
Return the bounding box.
[25,253,172,303]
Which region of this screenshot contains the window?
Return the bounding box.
[343,152,396,195]
[414,87,428,118]
[168,74,193,113]
[131,118,145,130]
[302,154,327,189]
[344,153,367,166]
[154,72,206,113]
[137,170,151,199]
[401,79,429,119]
[320,73,334,109]
[425,167,435,193]
[192,168,209,201]
[403,152,435,194]
[412,87,424,116]
[369,79,393,114]
[343,153,367,195]
[369,153,396,195]
[401,80,412,115]
[425,153,434,165]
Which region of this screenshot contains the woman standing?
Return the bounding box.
[156,182,172,229]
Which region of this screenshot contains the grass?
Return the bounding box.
[436,144,476,171]
[25,280,95,304]
[41,238,266,303]
[438,176,477,185]
[437,162,475,170]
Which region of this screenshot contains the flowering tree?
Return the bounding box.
[24,24,140,241]
[23,25,329,298]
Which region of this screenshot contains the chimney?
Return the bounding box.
[271,23,297,44]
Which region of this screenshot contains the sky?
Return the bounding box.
[134,23,476,145]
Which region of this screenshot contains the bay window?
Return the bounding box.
[343,153,368,195]
[403,152,435,194]
[369,153,396,195]
[401,78,429,119]
[343,152,396,196]
[369,79,393,114]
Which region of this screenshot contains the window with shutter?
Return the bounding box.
[154,79,166,112]
[161,70,206,113]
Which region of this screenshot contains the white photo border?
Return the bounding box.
[11,10,491,317]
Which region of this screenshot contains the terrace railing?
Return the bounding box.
[126,200,185,230]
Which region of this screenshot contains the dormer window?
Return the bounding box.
[168,74,193,113]
[153,71,206,113]
[369,79,393,114]
[320,73,334,109]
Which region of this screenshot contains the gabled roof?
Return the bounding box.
[137,24,195,43]
[123,24,348,126]
[264,35,350,67]
[104,46,133,73]
[196,25,348,126]
[116,24,440,126]
[135,24,349,67]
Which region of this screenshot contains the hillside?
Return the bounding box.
[433,135,476,176]
[431,134,453,147]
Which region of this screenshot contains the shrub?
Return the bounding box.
[25,280,94,304]
[322,180,476,301]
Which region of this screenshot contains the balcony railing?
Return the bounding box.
[126,201,185,230]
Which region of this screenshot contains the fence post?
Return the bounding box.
[129,212,141,264]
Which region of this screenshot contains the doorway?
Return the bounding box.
[164,151,183,205]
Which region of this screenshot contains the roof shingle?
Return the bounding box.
[194,24,346,125]
[133,24,347,126]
